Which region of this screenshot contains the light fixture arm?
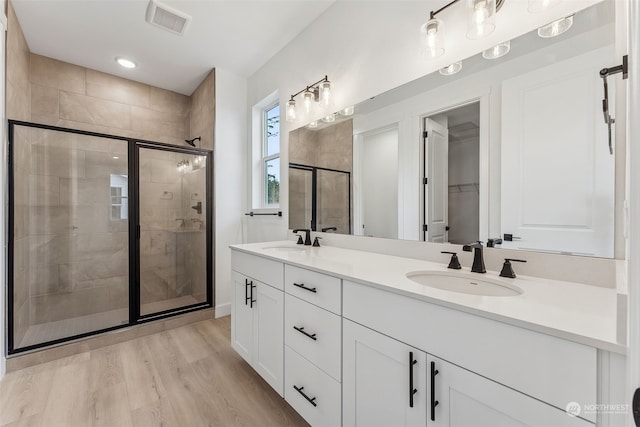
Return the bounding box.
[289,75,329,100]
[430,0,460,19]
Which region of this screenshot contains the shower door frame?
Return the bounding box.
[6,120,214,355]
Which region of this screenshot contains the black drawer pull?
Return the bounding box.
[409,352,418,408]
[293,282,317,293]
[293,385,317,407]
[250,283,256,308]
[430,361,439,421]
[244,279,252,306]
[293,326,317,341]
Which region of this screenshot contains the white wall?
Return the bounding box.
[214,68,247,317]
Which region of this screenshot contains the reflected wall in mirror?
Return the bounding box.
[288,0,622,258]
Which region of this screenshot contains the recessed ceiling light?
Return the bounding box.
[482,41,511,59]
[537,15,574,38]
[116,57,137,69]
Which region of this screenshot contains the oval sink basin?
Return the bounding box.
[406,271,523,297]
[263,246,308,253]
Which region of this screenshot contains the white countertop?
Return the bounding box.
[230,241,626,354]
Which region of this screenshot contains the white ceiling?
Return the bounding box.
[11,0,336,95]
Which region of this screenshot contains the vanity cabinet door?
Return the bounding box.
[231,271,284,396]
[231,271,254,363]
[428,355,593,427]
[343,319,427,427]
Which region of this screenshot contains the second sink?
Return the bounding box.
[406,271,523,297]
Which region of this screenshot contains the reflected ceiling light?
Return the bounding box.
[115,57,137,69]
[527,0,559,13]
[321,113,336,123]
[466,0,496,40]
[439,61,463,75]
[307,121,318,129]
[538,15,574,38]
[482,40,510,59]
[420,0,505,58]
[339,106,355,116]
[285,76,332,122]
[112,156,120,159]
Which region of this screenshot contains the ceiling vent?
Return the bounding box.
[146,0,192,36]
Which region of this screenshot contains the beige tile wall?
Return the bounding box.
[189,70,215,150]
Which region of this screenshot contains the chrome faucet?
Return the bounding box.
[293,229,312,246]
[462,241,486,273]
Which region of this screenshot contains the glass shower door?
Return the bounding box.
[138,145,210,317]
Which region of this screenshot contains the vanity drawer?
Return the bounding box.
[285,265,341,314]
[285,346,341,427]
[285,294,341,381]
[232,250,284,290]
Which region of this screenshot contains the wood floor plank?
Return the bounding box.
[0,317,309,427]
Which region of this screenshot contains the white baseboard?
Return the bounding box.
[215,303,231,318]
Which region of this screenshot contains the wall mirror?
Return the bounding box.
[289,0,623,259]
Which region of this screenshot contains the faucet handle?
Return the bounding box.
[313,236,322,247]
[441,251,462,270]
[499,258,527,278]
[296,234,304,245]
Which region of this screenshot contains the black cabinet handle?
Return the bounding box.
[250,283,256,308]
[244,279,251,306]
[293,326,317,341]
[293,385,317,407]
[430,361,439,421]
[409,352,418,408]
[293,282,317,293]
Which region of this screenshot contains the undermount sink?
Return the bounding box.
[263,245,308,252]
[406,271,523,297]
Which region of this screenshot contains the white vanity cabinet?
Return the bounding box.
[231,252,284,396]
[283,265,343,427]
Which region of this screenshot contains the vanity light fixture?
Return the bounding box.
[421,0,505,58]
[537,15,573,38]
[285,76,332,122]
[482,40,510,59]
[439,61,463,75]
[177,159,190,173]
[115,57,137,69]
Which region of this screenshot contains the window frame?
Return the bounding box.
[251,90,281,210]
[262,102,280,207]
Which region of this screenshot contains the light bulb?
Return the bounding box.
[528,0,558,13]
[421,18,444,58]
[439,62,463,76]
[482,40,510,59]
[538,15,573,38]
[302,89,315,114]
[320,80,331,106]
[286,99,297,122]
[467,0,495,39]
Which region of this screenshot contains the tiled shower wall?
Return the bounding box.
[6,1,214,343]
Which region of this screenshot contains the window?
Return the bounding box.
[251,91,280,209]
[110,174,128,220]
[264,104,280,206]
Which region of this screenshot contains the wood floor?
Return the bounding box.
[0,316,310,427]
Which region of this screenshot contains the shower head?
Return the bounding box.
[185,136,201,147]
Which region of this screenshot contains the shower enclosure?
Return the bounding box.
[8,121,213,353]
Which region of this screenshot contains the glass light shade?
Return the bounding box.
[466,0,496,39]
[307,121,318,129]
[339,106,354,116]
[538,15,574,38]
[285,99,297,122]
[320,80,331,106]
[302,89,315,114]
[527,0,559,13]
[421,18,444,58]
[482,40,510,59]
[439,62,463,76]
[321,113,336,123]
